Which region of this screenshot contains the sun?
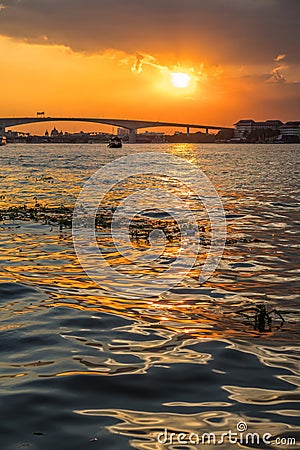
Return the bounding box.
[170,72,191,89]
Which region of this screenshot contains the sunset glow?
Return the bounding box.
[0,3,299,448]
[171,72,191,89]
[0,0,299,131]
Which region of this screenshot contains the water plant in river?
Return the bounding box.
[0,203,260,246]
[235,303,285,332]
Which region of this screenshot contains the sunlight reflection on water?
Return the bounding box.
[0,143,299,449]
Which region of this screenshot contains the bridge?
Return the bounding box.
[0,117,232,143]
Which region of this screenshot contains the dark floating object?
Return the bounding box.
[108,136,122,148]
[140,209,171,219]
[233,303,285,332]
[0,203,261,247]
[0,135,7,146]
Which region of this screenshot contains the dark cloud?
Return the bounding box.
[0,0,299,64]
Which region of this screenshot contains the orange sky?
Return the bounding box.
[0,0,299,134]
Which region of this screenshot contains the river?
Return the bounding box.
[0,143,299,449]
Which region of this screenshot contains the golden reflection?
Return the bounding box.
[1,144,299,450]
[74,407,300,450]
[56,327,213,376]
[163,401,233,407]
[0,373,27,379]
[0,143,299,450]
[0,323,22,332]
[227,341,300,378]
[1,145,299,347]
[223,386,300,405]
[3,211,294,342]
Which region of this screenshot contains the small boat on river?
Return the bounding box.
[108,136,122,148]
[0,136,7,146]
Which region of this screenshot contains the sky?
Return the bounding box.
[0,0,299,132]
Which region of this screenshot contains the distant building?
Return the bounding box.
[280,121,300,138]
[234,120,255,139]
[136,131,165,143]
[117,128,129,137]
[50,127,60,136]
[234,119,283,139]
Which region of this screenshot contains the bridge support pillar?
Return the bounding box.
[206,128,209,134]
[0,124,5,136]
[187,126,190,137]
[128,129,137,144]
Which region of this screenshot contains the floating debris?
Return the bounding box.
[0,203,260,246]
[225,303,285,333]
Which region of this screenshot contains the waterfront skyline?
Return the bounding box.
[0,0,299,133]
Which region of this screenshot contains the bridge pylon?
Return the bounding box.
[128,129,137,144]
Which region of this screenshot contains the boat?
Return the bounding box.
[0,136,7,146]
[108,136,122,148]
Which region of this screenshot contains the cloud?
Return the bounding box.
[266,54,293,84]
[274,54,286,62]
[128,52,207,93]
[268,68,287,83]
[131,53,164,73]
[131,53,145,74]
[0,0,299,66]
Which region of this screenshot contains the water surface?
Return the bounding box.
[0,143,299,449]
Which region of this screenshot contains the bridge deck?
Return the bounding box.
[0,117,232,131]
